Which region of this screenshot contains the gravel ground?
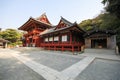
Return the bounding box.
[75,58,120,80]
[0,52,45,80]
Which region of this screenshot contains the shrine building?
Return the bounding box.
[84,29,116,49]
[0,38,9,48]
[18,13,85,52]
[18,13,116,52]
[18,13,52,47]
[40,17,85,52]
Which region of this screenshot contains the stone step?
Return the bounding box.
[11,47,44,52]
[84,48,115,54]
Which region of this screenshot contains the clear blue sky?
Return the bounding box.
[0,0,104,30]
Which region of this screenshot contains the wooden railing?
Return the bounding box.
[40,42,82,52]
[40,42,82,46]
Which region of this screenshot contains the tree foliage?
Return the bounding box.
[79,13,120,44]
[102,0,120,18]
[79,19,93,31]
[79,12,120,52]
[79,14,103,31]
[96,13,120,30]
[80,0,120,48]
[0,32,2,38]
[0,29,22,43]
[102,0,120,51]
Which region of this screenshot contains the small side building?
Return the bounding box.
[84,29,116,49]
[0,38,9,48]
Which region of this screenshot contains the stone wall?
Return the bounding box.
[107,35,116,49]
[85,38,91,48]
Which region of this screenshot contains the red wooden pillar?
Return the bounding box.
[33,23,37,29]
[58,35,60,44]
[52,36,54,50]
[49,45,50,50]
[54,46,56,51]
[70,33,72,44]
[62,46,64,51]
[52,36,54,44]
[25,37,27,47]
[79,46,81,51]
[27,37,29,46]
[75,35,76,44]
[34,38,36,47]
[38,37,41,47]
[72,45,74,53]
[78,46,79,51]
[48,36,49,43]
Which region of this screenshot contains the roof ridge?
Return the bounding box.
[60,16,73,26]
[35,13,52,25]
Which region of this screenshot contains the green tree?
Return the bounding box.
[93,13,120,30]
[79,12,120,52]
[102,0,120,18]
[0,32,2,38]
[1,29,22,43]
[102,0,120,52]
[79,16,102,31]
[79,19,94,31]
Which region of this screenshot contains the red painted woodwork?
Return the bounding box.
[18,14,85,52]
[40,31,84,53]
[19,13,52,47]
[37,13,51,25]
[55,20,67,30]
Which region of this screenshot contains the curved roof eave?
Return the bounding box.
[84,29,116,37]
[40,23,85,36]
[18,17,52,31]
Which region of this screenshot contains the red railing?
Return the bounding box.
[40,42,82,52]
[40,42,82,47]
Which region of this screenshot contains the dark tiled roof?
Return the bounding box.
[40,24,75,35]
[32,17,52,26]
[60,17,73,26]
[0,38,9,42]
[40,27,56,35]
[18,13,52,30]
[84,29,116,37]
[40,23,85,36]
[40,17,76,35]
[35,13,52,25]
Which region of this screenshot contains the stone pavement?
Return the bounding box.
[9,49,95,80]
[0,49,45,80]
[61,56,95,79]
[75,58,120,80]
[15,50,83,71]
[76,51,120,80]
[0,48,120,80]
[79,52,120,60]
